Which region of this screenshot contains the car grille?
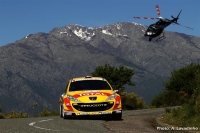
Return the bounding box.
[72,102,114,112]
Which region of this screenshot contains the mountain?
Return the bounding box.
[0,22,200,115]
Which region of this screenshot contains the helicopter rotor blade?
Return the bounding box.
[173,22,193,30]
[155,5,161,17]
[133,16,158,20]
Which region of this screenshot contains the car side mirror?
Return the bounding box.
[114,90,118,93]
[59,93,65,104]
[61,93,65,97]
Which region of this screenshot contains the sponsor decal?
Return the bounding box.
[73,92,112,98]
[78,92,105,97]
[81,104,107,107]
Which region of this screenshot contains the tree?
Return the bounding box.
[150,90,183,107]
[91,64,146,110]
[151,63,200,107]
[91,64,135,93]
[164,63,200,97]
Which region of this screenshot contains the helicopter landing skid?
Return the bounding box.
[156,32,166,42]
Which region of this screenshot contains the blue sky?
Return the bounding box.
[0,0,199,46]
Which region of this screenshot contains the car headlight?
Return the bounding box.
[67,95,81,102]
[106,93,116,101]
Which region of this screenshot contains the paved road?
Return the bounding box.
[0,108,165,133]
[105,108,166,133]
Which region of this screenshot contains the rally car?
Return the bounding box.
[59,76,122,120]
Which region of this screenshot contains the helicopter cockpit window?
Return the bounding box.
[147,32,153,35]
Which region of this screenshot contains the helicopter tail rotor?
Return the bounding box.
[172,10,182,22]
[172,9,193,30]
[177,10,182,19]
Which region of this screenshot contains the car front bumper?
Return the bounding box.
[63,109,122,116]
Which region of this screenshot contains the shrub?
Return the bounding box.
[0,113,5,119]
[194,87,200,113]
[150,89,188,107]
[121,92,145,110]
[6,111,28,118]
[38,108,59,117]
[38,109,51,117]
[165,107,172,113]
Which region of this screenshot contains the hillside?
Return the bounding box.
[0,22,200,114]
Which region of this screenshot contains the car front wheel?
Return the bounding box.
[62,106,67,119]
[60,105,63,118]
[113,113,122,120]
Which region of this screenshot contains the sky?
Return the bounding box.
[0,0,199,46]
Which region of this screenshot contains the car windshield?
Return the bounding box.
[69,80,111,91]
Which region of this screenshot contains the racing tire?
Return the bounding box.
[113,113,122,120]
[113,110,122,120]
[62,107,67,119]
[60,105,63,118]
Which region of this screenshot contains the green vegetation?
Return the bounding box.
[92,64,146,110]
[6,111,29,118]
[121,92,145,110]
[150,90,184,107]
[0,105,59,119]
[0,105,5,119]
[162,106,200,127]
[150,63,200,128]
[91,64,135,93]
[0,106,29,119]
[37,108,59,117]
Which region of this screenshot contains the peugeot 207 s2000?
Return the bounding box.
[59,76,122,120]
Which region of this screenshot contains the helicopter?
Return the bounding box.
[133,5,193,42]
